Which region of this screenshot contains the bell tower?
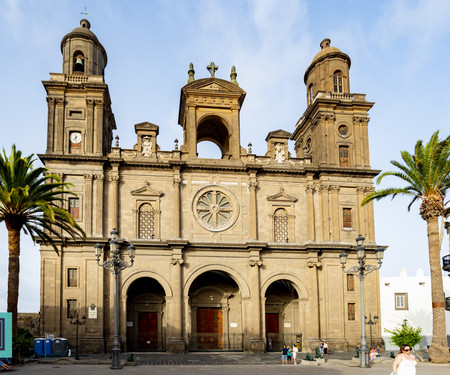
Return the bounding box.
[178,63,246,160]
[42,19,115,157]
[291,39,374,169]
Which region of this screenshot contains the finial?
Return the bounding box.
[187,63,195,83]
[248,142,252,154]
[174,138,179,150]
[230,65,238,85]
[115,135,119,147]
[320,38,331,49]
[207,62,218,77]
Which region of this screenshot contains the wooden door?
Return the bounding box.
[138,312,158,350]
[196,308,223,349]
[265,313,280,350]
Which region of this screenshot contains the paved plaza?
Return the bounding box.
[7,352,450,374]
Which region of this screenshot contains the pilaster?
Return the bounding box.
[169,246,186,352]
[86,99,95,153]
[46,97,56,153]
[84,174,93,236]
[93,174,104,237]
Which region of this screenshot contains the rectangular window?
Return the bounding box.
[67,299,77,319]
[343,208,352,229]
[339,146,349,167]
[347,274,355,292]
[395,293,408,310]
[67,268,78,288]
[348,303,356,320]
[69,198,80,220]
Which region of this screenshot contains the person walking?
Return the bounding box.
[323,341,328,355]
[287,346,292,364]
[319,340,324,356]
[392,344,417,375]
[281,345,288,365]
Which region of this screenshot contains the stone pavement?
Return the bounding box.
[8,351,450,374]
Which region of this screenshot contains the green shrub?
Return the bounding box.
[385,319,422,348]
[13,328,35,359]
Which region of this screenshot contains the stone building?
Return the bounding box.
[39,20,383,353]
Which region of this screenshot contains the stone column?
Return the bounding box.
[93,174,104,237]
[86,99,95,153]
[248,173,258,240]
[246,250,264,352]
[110,169,120,231]
[318,184,330,242]
[94,100,104,155]
[84,174,93,236]
[306,260,321,350]
[187,105,196,157]
[170,246,185,352]
[46,97,56,153]
[54,98,65,153]
[173,169,181,238]
[353,116,362,168]
[230,108,240,159]
[305,183,316,242]
[330,185,340,241]
[361,117,371,168]
[356,187,366,237]
[325,114,336,165]
[365,187,375,242]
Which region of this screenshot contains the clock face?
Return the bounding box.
[70,132,82,144]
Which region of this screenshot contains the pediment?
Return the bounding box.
[266,129,292,141]
[267,188,297,202]
[184,78,246,94]
[130,181,163,197]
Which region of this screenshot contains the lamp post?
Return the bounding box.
[365,313,379,349]
[95,229,135,370]
[68,313,86,360]
[339,235,384,368]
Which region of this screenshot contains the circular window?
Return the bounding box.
[193,185,239,232]
[337,124,351,138]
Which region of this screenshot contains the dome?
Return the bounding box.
[304,38,350,83]
[60,19,107,66]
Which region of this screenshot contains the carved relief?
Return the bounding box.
[141,136,153,156]
[274,143,286,163]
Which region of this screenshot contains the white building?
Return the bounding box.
[380,269,450,350]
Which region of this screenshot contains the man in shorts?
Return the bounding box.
[281,345,288,364]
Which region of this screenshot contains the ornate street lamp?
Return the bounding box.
[365,313,379,349]
[340,235,384,368]
[68,313,86,360]
[95,229,135,370]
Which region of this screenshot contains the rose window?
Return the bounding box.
[196,190,232,229]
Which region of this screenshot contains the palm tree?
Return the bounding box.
[0,145,85,337]
[362,131,450,363]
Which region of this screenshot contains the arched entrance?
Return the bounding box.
[265,280,300,351]
[126,277,166,351]
[188,271,242,351]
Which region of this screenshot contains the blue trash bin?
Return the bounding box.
[45,339,53,356]
[34,338,45,356]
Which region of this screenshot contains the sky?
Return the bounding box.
[0,0,449,313]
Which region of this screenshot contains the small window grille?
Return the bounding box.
[69,198,80,220]
[139,203,155,239]
[339,146,349,167]
[274,208,289,243]
[347,274,355,291]
[67,299,77,319]
[67,268,78,288]
[395,293,408,310]
[348,303,356,320]
[343,208,352,229]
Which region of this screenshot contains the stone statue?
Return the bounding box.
[304,352,315,361]
[142,136,152,157]
[275,143,285,163]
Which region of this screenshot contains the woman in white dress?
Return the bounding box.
[392,344,417,375]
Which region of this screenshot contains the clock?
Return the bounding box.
[70,132,82,144]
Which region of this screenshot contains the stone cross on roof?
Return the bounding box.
[207,62,218,77]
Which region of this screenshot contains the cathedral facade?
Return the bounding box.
[39,20,382,353]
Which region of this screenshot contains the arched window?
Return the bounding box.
[138,203,155,239]
[333,71,343,93]
[73,52,85,74]
[274,208,289,243]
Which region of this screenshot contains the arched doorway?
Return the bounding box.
[188,271,242,351]
[265,280,300,351]
[126,277,166,351]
